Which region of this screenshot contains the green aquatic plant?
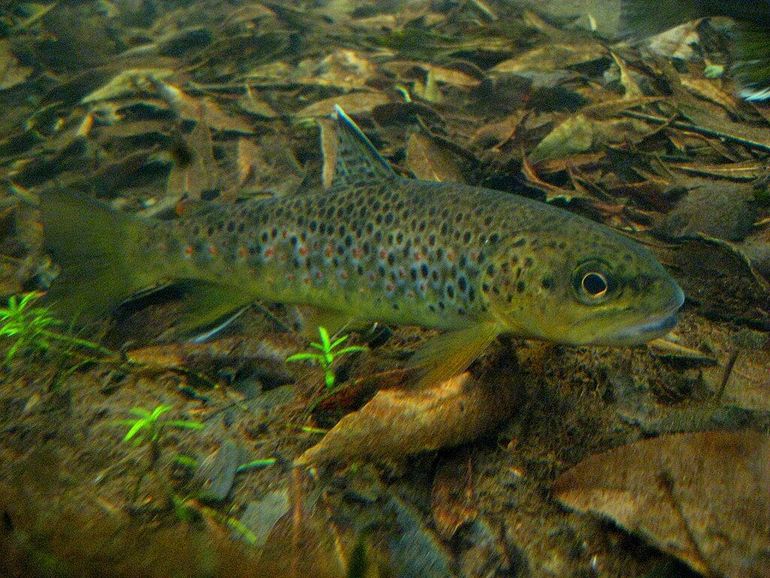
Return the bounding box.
[119,404,204,448]
[286,326,367,389]
[0,291,111,365]
[117,404,204,505]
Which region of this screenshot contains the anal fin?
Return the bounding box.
[172,280,255,337]
[295,305,360,339]
[407,323,501,387]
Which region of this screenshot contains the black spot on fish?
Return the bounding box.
[290,236,298,247]
[489,233,500,243]
[512,238,525,247]
[457,307,466,315]
[238,223,245,233]
[396,232,403,244]
[455,213,464,223]
[420,264,429,278]
[458,276,467,292]
[524,257,533,268]
[207,226,214,236]
[463,231,471,244]
[261,231,269,243]
[337,245,344,256]
[468,286,475,302]
[227,221,235,232]
[271,227,278,239]
[541,277,554,290]
[482,282,490,293]
[484,216,493,226]
[310,220,318,232]
[486,264,496,276]
[446,285,455,299]
[338,225,346,236]
[517,281,526,293]
[428,234,436,246]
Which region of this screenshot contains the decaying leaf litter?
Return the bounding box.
[0,1,768,576]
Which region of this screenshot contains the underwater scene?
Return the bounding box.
[0,1,768,576]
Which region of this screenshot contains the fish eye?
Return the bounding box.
[581,272,608,298]
[572,261,616,304]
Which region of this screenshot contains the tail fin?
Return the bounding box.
[40,190,164,323]
[733,23,770,101]
[619,0,703,39]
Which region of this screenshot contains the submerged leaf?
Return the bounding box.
[554,431,770,577]
[295,372,518,465]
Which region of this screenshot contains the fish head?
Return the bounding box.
[489,221,685,346]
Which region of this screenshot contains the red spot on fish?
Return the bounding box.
[398,268,405,279]
[299,246,309,257]
[184,245,194,256]
[325,244,333,258]
[414,251,421,261]
[386,282,395,292]
[379,249,387,259]
[264,247,274,258]
[316,271,323,280]
[340,271,349,280]
[238,246,248,258]
[446,251,455,262]
[282,230,288,239]
[208,245,218,256]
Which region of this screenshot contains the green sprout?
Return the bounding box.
[118,404,204,447]
[0,291,111,365]
[116,404,204,504]
[286,326,367,389]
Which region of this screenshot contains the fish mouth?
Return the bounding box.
[603,284,685,345]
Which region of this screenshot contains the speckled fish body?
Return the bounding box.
[41,107,685,382]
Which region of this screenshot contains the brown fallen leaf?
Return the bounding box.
[406,132,465,183]
[295,372,518,465]
[295,92,390,118]
[554,431,770,578]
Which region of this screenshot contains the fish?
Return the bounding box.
[620,0,770,101]
[40,106,685,385]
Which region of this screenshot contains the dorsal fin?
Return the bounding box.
[331,105,396,189]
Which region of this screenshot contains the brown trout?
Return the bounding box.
[41,106,684,383]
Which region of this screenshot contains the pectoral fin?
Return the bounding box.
[407,323,501,386]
